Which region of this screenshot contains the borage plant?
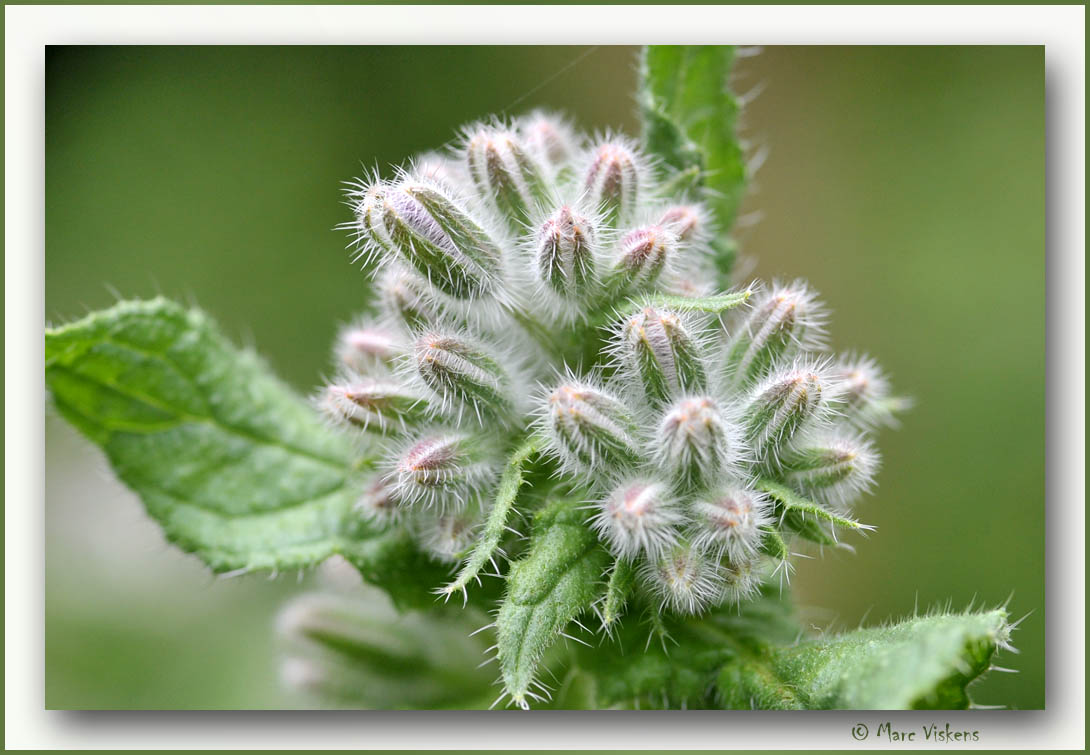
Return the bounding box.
[45,46,1016,710]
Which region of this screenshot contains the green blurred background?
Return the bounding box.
[45,46,1044,709]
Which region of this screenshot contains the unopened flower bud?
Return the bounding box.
[609,224,677,290]
[413,150,464,187]
[319,378,430,434]
[335,325,401,373]
[419,509,481,562]
[720,554,763,605]
[466,127,549,230]
[612,306,707,407]
[744,362,840,465]
[387,431,491,510]
[583,140,642,227]
[831,354,908,429]
[360,176,504,300]
[413,331,515,421]
[591,479,684,559]
[378,266,444,333]
[783,432,880,509]
[642,541,723,615]
[534,205,599,299]
[355,476,401,522]
[655,396,737,488]
[520,110,578,172]
[539,381,641,473]
[724,281,826,387]
[350,182,392,262]
[658,204,708,245]
[691,486,772,561]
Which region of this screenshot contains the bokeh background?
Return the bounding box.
[45,46,1045,709]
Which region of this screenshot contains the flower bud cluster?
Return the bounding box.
[326,110,904,615]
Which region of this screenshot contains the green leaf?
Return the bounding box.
[716,610,1012,710]
[496,498,610,708]
[600,557,637,631]
[279,592,497,709]
[580,585,802,709]
[440,436,537,601]
[640,45,747,283]
[45,298,443,608]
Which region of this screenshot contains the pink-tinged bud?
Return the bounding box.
[831,354,909,429]
[783,432,880,510]
[658,204,708,244]
[655,396,738,489]
[583,140,642,227]
[610,224,677,291]
[413,150,464,187]
[465,126,549,230]
[387,431,491,510]
[743,361,841,466]
[539,380,641,473]
[419,510,481,562]
[591,479,684,559]
[358,175,504,300]
[318,378,431,435]
[724,281,827,388]
[355,476,401,522]
[378,266,444,333]
[520,110,578,171]
[534,205,600,299]
[612,306,707,408]
[642,541,723,615]
[691,486,772,562]
[412,330,515,421]
[335,325,402,373]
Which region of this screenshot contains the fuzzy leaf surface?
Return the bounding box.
[496,499,610,706]
[45,298,444,607]
[716,610,1011,710]
[577,585,801,709]
[640,44,746,281]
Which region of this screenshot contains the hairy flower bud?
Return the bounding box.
[720,555,763,605]
[831,354,908,429]
[319,378,430,434]
[691,486,772,562]
[612,306,707,407]
[359,176,504,300]
[658,204,709,245]
[413,150,464,187]
[783,432,880,509]
[520,110,578,172]
[466,127,549,230]
[724,281,827,387]
[419,509,481,562]
[609,224,677,291]
[642,541,723,615]
[539,381,642,473]
[743,362,839,466]
[355,476,401,522]
[583,140,641,227]
[387,431,491,510]
[378,266,444,333]
[591,479,684,559]
[412,331,515,421]
[655,396,737,488]
[335,325,401,374]
[533,205,599,299]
